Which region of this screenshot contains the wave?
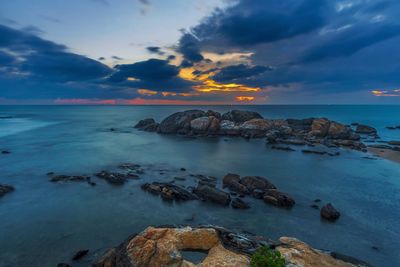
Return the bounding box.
[0,117,57,138]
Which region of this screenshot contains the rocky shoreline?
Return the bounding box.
[135,109,400,163]
[88,225,371,267]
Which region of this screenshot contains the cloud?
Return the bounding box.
[146,46,165,55]
[212,64,271,82]
[112,55,123,60]
[177,33,204,66]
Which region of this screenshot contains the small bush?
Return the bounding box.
[250,246,285,267]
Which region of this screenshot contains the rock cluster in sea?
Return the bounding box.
[92,225,370,267]
[0,184,14,197]
[134,109,379,151]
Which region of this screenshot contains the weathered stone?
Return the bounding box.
[219,120,240,136]
[0,184,14,197]
[208,116,220,133]
[287,118,314,131]
[231,198,250,209]
[223,173,249,194]
[328,122,351,139]
[95,171,138,185]
[221,110,263,123]
[141,182,198,201]
[240,176,276,191]
[193,185,231,205]
[72,249,89,261]
[159,110,206,134]
[190,116,211,132]
[277,237,356,267]
[134,118,155,129]
[311,118,330,137]
[263,190,295,207]
[251,189,265,199]
[206,110,221,119]
[355,124,377,135]
[321,203,341,221]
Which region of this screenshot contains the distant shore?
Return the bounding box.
[368,148,400,164]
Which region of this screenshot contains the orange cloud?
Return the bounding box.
[372,89,400,97]
[54,98,116,105]
[137,89,158,96]
[122,98,227,105]
[193,80,261,93]
[236,96,255,102]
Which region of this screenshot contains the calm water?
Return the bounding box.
[0,105,399,267]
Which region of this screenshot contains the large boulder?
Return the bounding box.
[328,122,352,139]
[240,176,277,191]
[223,173,249,194]
[355,124,377,135]
[193,185,231,205]
[221,110,263,123]
[321,203,341,221]
[190,116,210,132]
[239,119,270,138]
[0,184,14,197]
[208,116,220,133]
[219,120,240,136]
[141,182,198,201]
[158,110,206,134]
[134,118,155,129]
[311,118,331,137]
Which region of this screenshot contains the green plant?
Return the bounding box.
[250,246,286,267]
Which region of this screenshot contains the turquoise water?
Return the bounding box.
[0,105,399,267]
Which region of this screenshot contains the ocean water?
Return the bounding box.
[0,105,399,267]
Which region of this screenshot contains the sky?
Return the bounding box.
[0,0,400,105]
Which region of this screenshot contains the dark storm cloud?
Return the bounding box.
[212,64,272,82]
[112,55,123,60]
[146,46,165,55]
[0,51,16,66]
[177,33,204,66]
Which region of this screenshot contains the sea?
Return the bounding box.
[0,105,399,267]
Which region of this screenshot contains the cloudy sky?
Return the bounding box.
[0,0,399,104]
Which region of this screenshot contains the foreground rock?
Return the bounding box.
[0,184,14,197]
[93,226,367,267]
[136,109,373,152]
[321,203,341,221]
[141,182,198,201]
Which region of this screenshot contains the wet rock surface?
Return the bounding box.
[141,182,198,201]
[0,184,14,197]
[321,203,341,221]
[92,226,367,267]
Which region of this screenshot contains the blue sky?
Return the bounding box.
[0,0,400,104]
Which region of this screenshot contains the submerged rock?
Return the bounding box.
[193,185,231,205]
[49,174,91,183]
[355,124,377,135]
[263,189,295,208]
[240,176,276,191]
[95,170,139,185]
[321,203,341,221]
[141,182,198,201]
[231,197,250,209]
[72,249,89,261]
[223,173,249,194]
[0,184,14,197]
[1,150,11,154]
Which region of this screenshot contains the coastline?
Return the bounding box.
[368,147,400,164]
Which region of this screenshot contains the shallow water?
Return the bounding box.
[0,105,399,267]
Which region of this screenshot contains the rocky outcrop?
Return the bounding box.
[263,190,295,208]
[355,124,377,135]
[93,226,367,267]
[223,173,249,194]
[321,203,341,221]
[95,170,139,185]
[0,184,14,197]
[231,197,250,209]
[221,110,262,123]
[193,185,231,205]
[158,110,206,134]
[328,122,352,139]
[311,118,330,137]
[141,182,198,201]
[49,174,96,186]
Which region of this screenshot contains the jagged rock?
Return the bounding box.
[355,124,377,135]
[223,173,249,194]
[221,110,263,123]
[208,116,220,133]
[321,203,341,221]
[50,174,91,183]
[141,182,198,201]
[231,197,250,209]
[190,116,211,132]
[194,185,231,205]
[134,118,155,129]
[219,120,240,136]
[328,122,352,139]
[0,184,14,197]
[311,118,331,137]
[95,171,138,185]
[263,190,295,207]
[159,110,206,134]
[206,110,221,119]
[72,249,89,261]
[240,176,276,191]
[277,237,357,267]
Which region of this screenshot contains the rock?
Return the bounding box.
[355,124,377,135]
[193,185,231,205]
[386,126,396,130]
[92,226,250,267]
[50,174,90,183]
[142,122,159,132]
[1,150,11,154]
[239,119,270,138]
[95,171,138,185]
[368,144,392,149]
[311,118,331,137]
[72,249,89,261]
[223,173,249,194]
[134,118,155,129]
[279,138,307,146]
[302,149,327,155]
[0,184,14,197]
[180,167,186,171]
[159,110,206,134]
[206,110,221,119]
[321,203,341,221]
[328,122,352,139]
[277,237,357,267]
[314,199,321,203]
[388,140,400,146]
[221,110,263,123]
[263,190,295,207]
[190,116,211,132]
[287,118,314,131]
[251,189,265,199]
[57,263,70,267]
[240,176,276,191]
[207,116,220,134]
[231,197,250,209]
[219,120,240,136]
[141,182,198,201]
[271,145,295,151]
[310,204,319,209]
